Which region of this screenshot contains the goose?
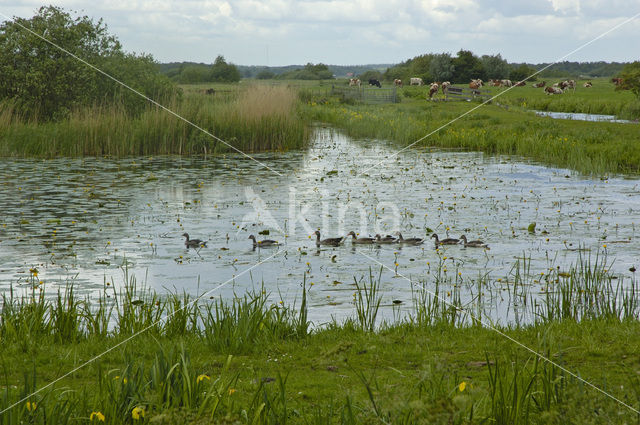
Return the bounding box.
[314,230,344,247]
[374,234,397,244]
[347,231,375,244]
[249,235,279,248]
[431,233,459,247]
[394,232,423,245]
[182,233,207,248]
[460,235,489,249]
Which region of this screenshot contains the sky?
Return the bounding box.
[0,0,639,66]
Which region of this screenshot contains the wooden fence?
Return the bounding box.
[444,86,492,102]
[331,85,398,104]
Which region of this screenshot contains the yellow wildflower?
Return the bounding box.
[25,401,36,411]
[90,411,105,422]
[131,406,145,420]
[197,374,210,383]
[229,388,237,395]
[458,381,467,392]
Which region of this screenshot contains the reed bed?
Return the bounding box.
[1,256,639,424]
[0,85,309,157]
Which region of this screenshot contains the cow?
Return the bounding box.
[583,81,592,88]
[515,81,526,86]
[611,78,623,86]
[489,79,502,87]
[532,81,546,88]
[410,77,424,86]
[441,81,451,95]
[469,79,483,89]
[368,79,381,88]
[394,79,403,87]
[501,79,513,87]
[566,80,576,91]
[428,82,439,99]
[205,88,215,95]
[545,86,563,95]
[349,78,361,87]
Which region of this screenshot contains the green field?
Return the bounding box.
[2,260,640,424]
[301,77,640,175]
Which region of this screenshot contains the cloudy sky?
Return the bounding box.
[1,0,639,65]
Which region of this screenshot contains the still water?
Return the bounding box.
[1,127,639,325]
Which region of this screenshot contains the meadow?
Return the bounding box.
[2,257,640,425]
[301,77,640,175]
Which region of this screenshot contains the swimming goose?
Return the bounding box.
[394,232,424,245]
[249,235,279,247]
[431,233,459,247]
[460,235,489,248]
[347,231,375,244]
[374,234,397,244]
[314,230,344,247]
[182,233,207,248]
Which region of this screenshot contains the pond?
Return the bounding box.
[1,127,639,325]
[533,110,637,124]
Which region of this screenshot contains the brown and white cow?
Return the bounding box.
[469,79,483,89]
[532,81,546,88]
[515,81,526,86]
[545,86,563,95]
[612,78,624,86]
[583,81,592,88]
[428,82,439,99]
[349,78,361,87]
[441,81,451,95]
[394,79,403,87]
[501,79,513,87]
[410,77,424,86]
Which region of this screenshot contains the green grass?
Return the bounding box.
[2,257,640,424]
[301,82,640,175]
[0,84,309,157]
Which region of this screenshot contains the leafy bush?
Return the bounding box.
[0,6,178,121]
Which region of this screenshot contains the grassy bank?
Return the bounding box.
[2,258,640,424]
[302,83,640,175]
[0,84,309,156]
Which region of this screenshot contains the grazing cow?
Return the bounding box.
[532,81,546,88]
[515,81,526,86]
[566,80,576,91]
[545,86,563,95]
[441,81,451,95]
[368,79,381,88]
[583,81,592,88]
[428,82,439,99]
[349,78,361,87]
[489,79,502,87]
[394,79,403,87]
[501,79,513,87]
[410,77,424,86]
[205,88,215,95]
[611,78,623,86]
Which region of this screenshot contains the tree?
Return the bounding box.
[480,54,510,79]
[256,69,275,79]
[0,6,177,120]
[429,53,455,82]
[616,62,640,98]
[510,64,538,82]
[210,55,241,82]
[451,50,485,83]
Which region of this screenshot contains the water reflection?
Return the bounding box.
[1,127,639,325]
